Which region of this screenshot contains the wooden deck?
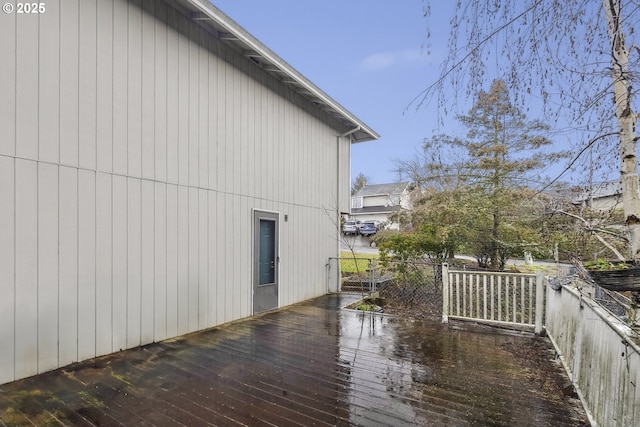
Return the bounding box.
[0,294,588,426]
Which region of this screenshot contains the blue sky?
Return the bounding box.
[213,0,457,186]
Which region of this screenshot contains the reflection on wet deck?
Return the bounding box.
[0,294,587,426]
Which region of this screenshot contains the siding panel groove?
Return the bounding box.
[141,180,155,345]
[126,177,142,348]
[14,160,38,379]
[112,174,128,352]
[37,163,59,373]
[188,187,199,333]
[78,0,97,171]
[0,2,16,156]
[154,4,168,182]
[177,15,189,186]
[198,190,209,329]
[141,1,156,180]
[127,0,142,178]
[59,0,81,166]
[58,167,78,366]
[0,158,15,384]
[96,0,113,173]
[154,182,168,342]
[15,10,38,160]
[77,170,96,361]
[95,172,113,357]
[112,0,128,175]
[39,0,60,164]
[166,184,179,338]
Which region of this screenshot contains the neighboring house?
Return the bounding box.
[0,0,378,385]
[572,180,623,211]
[350,182,411,229]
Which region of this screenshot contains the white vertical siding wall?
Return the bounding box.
[0,0,348,384]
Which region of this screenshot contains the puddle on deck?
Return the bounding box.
[0,294,587,426]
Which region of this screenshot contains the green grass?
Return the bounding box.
[340,251,379,274]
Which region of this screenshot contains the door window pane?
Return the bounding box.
[258,219,276,285]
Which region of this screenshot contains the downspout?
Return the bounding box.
[334,126,360,293]
[337,127,360,212]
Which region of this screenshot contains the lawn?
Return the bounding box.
[340,251,380,274]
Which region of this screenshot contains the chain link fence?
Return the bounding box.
[566,259,638,328]
[376,259,443,319]
[328,257,443,319]
[330,254,638,332]
[593,286,635,324]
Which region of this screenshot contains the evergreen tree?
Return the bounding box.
[403,81,564,268]
[351,172,370,195]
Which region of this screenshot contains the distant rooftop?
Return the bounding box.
[572,180,622,204]
[353,182,410,197]
[350,205,403,215]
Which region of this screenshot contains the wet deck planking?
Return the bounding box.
[0,294,587,426]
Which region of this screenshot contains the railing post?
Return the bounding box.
[442,263,449,323]
[369,258,375,294]
[336,257,342,293]
[535,271,544,335]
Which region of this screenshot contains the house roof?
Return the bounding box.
[572,180,622,204]
[353,182,410,197]
[351,206,404,215]
[171,0,379,143]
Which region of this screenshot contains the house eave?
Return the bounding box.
[170,0,380,143]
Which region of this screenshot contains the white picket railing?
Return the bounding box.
[442,264,545,334]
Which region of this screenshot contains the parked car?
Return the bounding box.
[342,220,361,235]
[359,221,377,236]
[369,220,383,231]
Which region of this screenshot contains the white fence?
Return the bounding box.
[546,283,640,427]
[432,262,640,425]
[442,265,545,334]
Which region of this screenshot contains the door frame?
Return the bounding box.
[252,209,280,314]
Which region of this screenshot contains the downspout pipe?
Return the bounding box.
[333,126,360,293]
[336,126,360,216]
[336,127,361,213]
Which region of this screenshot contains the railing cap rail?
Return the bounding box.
[449,269,537,278]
